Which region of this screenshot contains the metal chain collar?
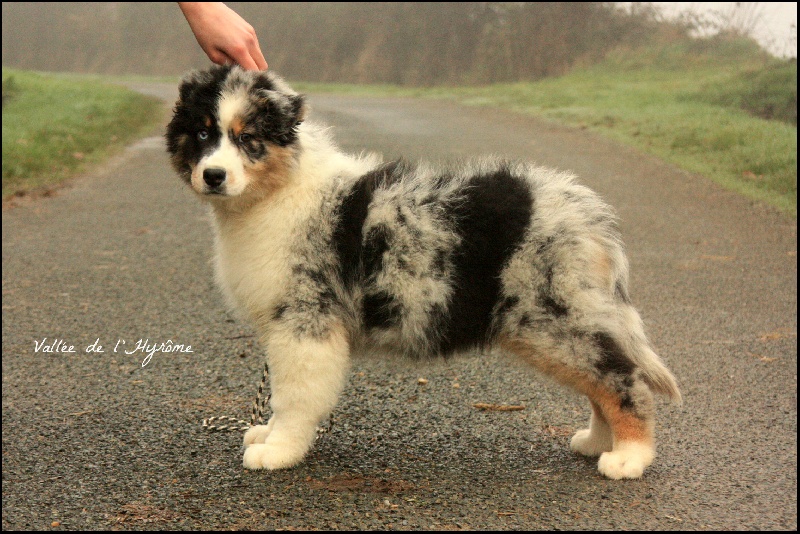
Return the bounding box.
[201,362,333,437]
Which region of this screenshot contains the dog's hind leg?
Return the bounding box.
[569,400,613,456]
[242,324,350,470]
[501,332,660,479]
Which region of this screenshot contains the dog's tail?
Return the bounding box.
[632,342,682,405]
[604,303,682,405]
[595,327,682,405]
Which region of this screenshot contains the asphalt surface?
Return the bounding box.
[2,81,797,530]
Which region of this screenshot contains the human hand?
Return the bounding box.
[179,2,268,71]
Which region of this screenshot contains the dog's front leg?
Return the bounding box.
[242,325,350,470]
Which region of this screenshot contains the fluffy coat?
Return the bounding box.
[166,65,680,479]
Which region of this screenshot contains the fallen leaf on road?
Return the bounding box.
[306,473,414,494]
[114,503,181,524]
[748,352,777,363]
[698,255,734,262]
[543,425,574,437]
[473,403,525,412]
[759,327,795,342]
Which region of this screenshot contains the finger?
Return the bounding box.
[216,47,258,71]
[245,27,268,70]
[209,49,235,67]
[236,53,260,71]
[252,44,268,70]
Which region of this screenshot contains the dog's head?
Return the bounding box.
[165,65,306,205]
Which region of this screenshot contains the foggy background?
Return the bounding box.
[2,2,797,85]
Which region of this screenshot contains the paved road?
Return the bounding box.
[2,82,796,530]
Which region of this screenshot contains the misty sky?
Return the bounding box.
[653,2,797,57]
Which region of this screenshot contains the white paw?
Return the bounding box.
[242,440,309,470]
[597,442,655,479]
[570,428,613,457]
[243,423,272,447]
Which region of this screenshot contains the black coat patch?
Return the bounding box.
[332,160,405,288]
[593,332,636,377]
[436,166,533,353]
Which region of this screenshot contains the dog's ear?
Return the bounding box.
[278,94,306,146]
[177,73,199,103]
[176,66,232,105]
[255,89,305,121]
[290,94,307,125]
[251,71,305,120]
[177,69,210,103]
[254,89,307,146]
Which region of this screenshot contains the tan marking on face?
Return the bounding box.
[218,91,249,133]
[230,117,245,138]
[242,142,295,201]
[204,116,212,128]
[500,338,653,446]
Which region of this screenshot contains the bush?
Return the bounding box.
[693,59,797,125]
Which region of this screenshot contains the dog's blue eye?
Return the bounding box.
[197,130,209,141]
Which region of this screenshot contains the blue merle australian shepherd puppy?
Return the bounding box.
[166,65,681,480]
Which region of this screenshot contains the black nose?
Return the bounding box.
[203,168,226,188]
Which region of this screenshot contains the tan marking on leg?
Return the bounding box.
[501,338,652,447]
[592,387,653,446]
[590,400,605,424]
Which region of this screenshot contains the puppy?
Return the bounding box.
[165,65,680,479]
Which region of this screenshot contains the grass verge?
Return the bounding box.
[295,39,797,217]
[2,68,166,199]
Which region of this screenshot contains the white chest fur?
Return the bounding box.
[211,196,305,327]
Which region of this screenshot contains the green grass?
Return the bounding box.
[2,68,165,199]
[296,39,797,216]
[692,61,797,125]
